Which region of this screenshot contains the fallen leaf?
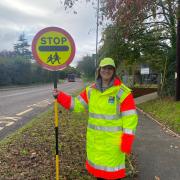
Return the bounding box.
[155,176,160,180]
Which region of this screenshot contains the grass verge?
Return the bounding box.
[138,97,180,134]
[0,106,137,179]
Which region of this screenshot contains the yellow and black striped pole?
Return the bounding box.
[54,71,59,180]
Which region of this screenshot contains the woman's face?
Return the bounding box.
[100,65,115,81]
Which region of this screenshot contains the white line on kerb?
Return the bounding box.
[16,108,33,116]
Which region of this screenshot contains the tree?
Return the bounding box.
[14,33,32,61]
[0,32,64,86]
[61,0,178,96]
[103,0,178,96]
[0,61,13,85]
[77,55,96,79]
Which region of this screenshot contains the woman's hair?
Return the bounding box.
[96,67,117,80]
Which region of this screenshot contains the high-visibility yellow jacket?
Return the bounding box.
[57,77,138,179]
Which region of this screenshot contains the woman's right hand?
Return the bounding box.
[53,89,60,99]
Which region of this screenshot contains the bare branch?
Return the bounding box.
[158,0,171,24]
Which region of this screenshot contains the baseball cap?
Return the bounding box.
[99,57,115,68]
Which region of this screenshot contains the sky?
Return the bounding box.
[0,0,102,66]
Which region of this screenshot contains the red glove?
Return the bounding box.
[121,133,135,154]
[57,91,71,109]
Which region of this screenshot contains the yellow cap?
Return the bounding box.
[99,57,115,68]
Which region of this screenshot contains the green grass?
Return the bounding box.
[0,106,137,179]
[0,110,56,179]
[133,83,158,88]
[138,97,180,134]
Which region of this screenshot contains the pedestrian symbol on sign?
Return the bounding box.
[47,52,61,64]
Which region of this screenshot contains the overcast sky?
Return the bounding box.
[0,0,101,66]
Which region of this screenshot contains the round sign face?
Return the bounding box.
[32,27,75,71]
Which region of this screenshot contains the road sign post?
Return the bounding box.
[32,27,75,180]
[53,71,59,180]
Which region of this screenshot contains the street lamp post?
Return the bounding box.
[176,0,180,101]
[95,0,100,69]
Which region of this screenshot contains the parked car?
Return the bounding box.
[67,74,75,82]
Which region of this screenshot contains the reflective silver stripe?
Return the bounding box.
[116,89,121,117]
[123,128,135,135]
[69,97,74,111]
[121,109,137,117]
[116,99,121,116]
[88,124,122,132]
[77,95,88,109]
[117,89,124,99]
[89,112,120,120]
[88,159,125,172]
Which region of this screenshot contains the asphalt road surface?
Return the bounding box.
[0,79,85,140]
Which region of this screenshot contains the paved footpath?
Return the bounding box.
[133,96,180,180]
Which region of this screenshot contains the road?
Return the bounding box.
[0,79,85,140]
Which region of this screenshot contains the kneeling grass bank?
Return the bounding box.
[0,107,136,180]
[138,97,180,134]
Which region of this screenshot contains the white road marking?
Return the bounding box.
[27,99,52,108]
[0,116,22,131]
[5,122,15,126]
[0,121,7,124]
[16,108,33,116]
[27,104,37,107]
[37,99,52,107]
[0,116,20,121]
[0,127,4,131]
[0,88,50,98]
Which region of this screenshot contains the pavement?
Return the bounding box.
[135,92,158,105]
[133,93,180,180]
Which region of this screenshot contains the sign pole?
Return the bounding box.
[32,27,75,179]
[53,71,60,180]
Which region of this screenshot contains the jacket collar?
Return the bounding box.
[91,77,122,91]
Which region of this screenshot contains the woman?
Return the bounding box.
[54,57,138,180]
